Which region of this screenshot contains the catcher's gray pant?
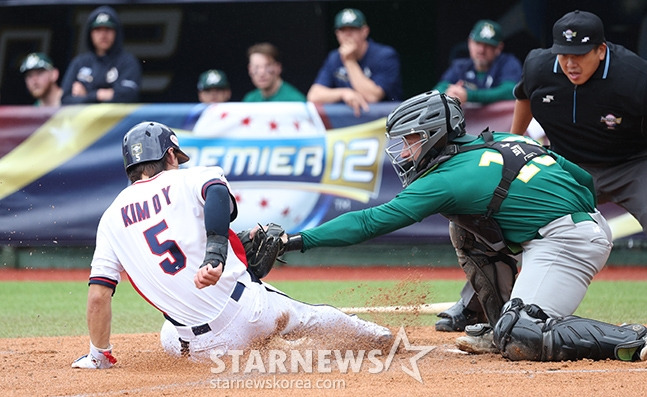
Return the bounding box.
[160,271,392,362]
[513,210,612,317]
[456,210,612,319]
[581,152,647,234]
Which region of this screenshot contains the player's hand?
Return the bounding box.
[194,263,223,289]
[71,342,117,369]
[249,224,288,243]
[96,88,115,102]
[445,82,468,104]
[339,41,358,62]
[71,81,87,97]
[340,88,369,117]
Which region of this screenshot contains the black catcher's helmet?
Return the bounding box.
[385,90,466,187]
[122,121,190,172]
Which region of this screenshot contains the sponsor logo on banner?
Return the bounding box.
[175,102,387,232]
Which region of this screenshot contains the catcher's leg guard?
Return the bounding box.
[450,223,516,327]
[493,298,647,361]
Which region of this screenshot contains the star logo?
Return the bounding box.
[383,326,435,383]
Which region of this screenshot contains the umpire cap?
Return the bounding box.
[551,10,606,55]
[122,121,190,171]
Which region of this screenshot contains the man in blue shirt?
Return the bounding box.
[307,8,402,116]
[434,20,522,105]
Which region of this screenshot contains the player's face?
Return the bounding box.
[400,133,424,161]
[198,88,231,103]
[24,69,57,99]
[91,27,116,56]
[335,26,369,47]
[248,53,281,91]
[468,39,502,72]
[557,43,606,85]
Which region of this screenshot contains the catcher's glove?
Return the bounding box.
[237,223,286,279]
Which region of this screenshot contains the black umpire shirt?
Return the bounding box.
[514,42,647,165]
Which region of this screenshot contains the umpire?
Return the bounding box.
[511,10,647,234]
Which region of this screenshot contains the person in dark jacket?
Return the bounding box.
[61,6,141,104]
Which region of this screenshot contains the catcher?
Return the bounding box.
[71,121,391,368]
[251,90,647,362]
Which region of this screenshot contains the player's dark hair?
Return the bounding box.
[126,153,168,183]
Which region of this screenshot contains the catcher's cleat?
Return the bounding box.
[456,323,499,354]
[435,300,479,332]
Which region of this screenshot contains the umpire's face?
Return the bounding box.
[557,43,607,85]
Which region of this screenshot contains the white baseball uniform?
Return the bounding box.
[90,166,390,362]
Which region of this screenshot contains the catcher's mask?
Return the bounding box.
[385,90,466,187]
[122,121,190,172]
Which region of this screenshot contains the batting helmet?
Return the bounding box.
[385,90,466,187]
[122,121,190,171]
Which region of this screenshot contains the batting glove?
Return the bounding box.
[71,342,117,369]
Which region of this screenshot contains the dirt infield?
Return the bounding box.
[3,327,647,397]
[2,265,647,396]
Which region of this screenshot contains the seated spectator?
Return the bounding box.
[197,69,231,103]
[20,52,62,107]
[61,5,141,104]
[307,8,402,116]
[434,19,522,105]
[242,42,305,102]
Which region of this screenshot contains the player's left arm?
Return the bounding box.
[351,49,401,102]
[344,59,385,102]
[195,183,231,289]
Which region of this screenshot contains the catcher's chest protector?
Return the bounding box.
[444,130,551,251]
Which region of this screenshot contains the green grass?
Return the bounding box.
[1,279,646,338]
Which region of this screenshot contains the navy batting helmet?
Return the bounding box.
[122,121,190,171]
[385,90,466,187]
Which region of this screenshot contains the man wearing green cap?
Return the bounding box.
[20,52,62,107]
[434,19,522,105]
[197,69,232,103]
[307,8,402,116]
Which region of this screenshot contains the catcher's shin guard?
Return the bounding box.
[494,298,647,361]
[450,223,512,327]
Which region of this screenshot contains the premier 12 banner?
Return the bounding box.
[0,101,641,246]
